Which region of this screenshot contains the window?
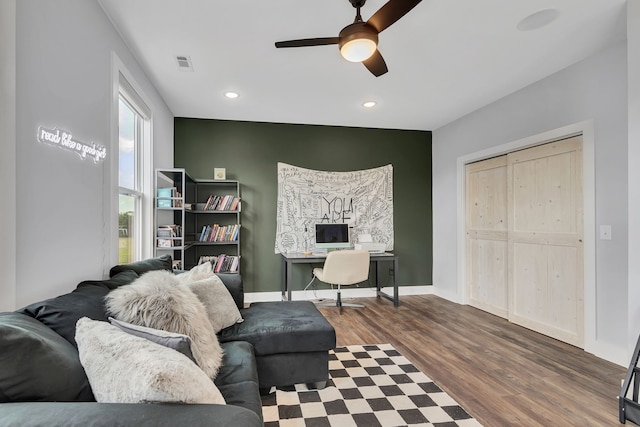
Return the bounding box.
[117,74,151,264]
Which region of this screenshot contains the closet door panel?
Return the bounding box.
[466,156,508,318]
[508,136,583,347]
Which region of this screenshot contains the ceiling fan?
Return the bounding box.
[275,0,422,77]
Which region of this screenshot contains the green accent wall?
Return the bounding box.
[174,118,432,293]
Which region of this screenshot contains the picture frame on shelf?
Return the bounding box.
[214,168,226,180]
[157,239,173,248]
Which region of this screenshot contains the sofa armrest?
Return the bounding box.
[0,402,262,427]
[216,273,244,309]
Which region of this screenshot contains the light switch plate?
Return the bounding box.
[600,225,612,240]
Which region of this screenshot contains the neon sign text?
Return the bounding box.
[37,126,106,163]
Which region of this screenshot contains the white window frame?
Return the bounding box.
[109,53,153,269]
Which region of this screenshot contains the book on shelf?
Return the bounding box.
[202,194,240,211]
[230,197,240,211]
[198,224,240,242]
[213,254,240,273]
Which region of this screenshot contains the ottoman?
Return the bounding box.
[218,301,336,390]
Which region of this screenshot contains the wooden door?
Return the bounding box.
[507,136,584,347]
[466,156,508,318]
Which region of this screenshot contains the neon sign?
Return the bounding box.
[37,126,107,163]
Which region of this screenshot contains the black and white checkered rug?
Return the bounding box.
[261,344,482,427]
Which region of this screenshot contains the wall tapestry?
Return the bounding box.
[275,162,393,253]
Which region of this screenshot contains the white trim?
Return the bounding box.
[455,120,600,358]
[109,52,155,271]
[244,285,434,304]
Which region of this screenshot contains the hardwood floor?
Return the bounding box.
[317,295,626,427]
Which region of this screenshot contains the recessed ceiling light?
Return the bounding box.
[362,101,376,108]
[224,91,239,99]
[517,9,559,31]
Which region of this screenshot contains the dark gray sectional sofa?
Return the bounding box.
[0,256,336,427]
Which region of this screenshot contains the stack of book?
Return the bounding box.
[213,255,240,273]
[198,224,240,242]
[203,194,240,211]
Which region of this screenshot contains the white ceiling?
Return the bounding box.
[98,0,627,131]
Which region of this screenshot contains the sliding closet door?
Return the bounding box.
[465,156,508,318]
[507,136,584,347]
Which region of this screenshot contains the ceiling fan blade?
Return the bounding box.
[275,37,339,48]
[363,50,388,77]
[367,0,422,33]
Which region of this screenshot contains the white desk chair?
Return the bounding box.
[308,250,370,314]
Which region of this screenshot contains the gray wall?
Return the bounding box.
[432,40,628,364]
[7,0,174,308]
[628,0,640,363]
[0,0,17,312]
[174,119,432,294]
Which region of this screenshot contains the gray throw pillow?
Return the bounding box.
[108,317,195,363]
[184,276,244,333]
[176,263,244,333]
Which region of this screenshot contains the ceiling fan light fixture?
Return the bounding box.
[339,22,378,62]
[341,38,377,62]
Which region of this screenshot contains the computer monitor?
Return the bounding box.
[315,223,351,250]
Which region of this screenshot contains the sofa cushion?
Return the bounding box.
[216,273,244,310]
[108,317,195,363]
[109,254,173,278]
[215,341,262,420]
[177,266,243,333]
[216,341,259,386]
[17,270,138,347]
[76,317,225,404]
[0,313,93,403]
[0,402,263,427]
[105,270,224,379]
[218,301,336,356]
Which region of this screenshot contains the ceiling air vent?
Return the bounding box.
[176,55,193,71]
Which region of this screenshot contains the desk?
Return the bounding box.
[280,252,399,307]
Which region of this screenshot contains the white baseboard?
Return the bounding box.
[586,341,628,367]
[244,285,434,304]
[432,286,464,304]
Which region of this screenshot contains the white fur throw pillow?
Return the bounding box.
[75,317,225,404]
[176,265,243,333]
[105,270,223,379]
